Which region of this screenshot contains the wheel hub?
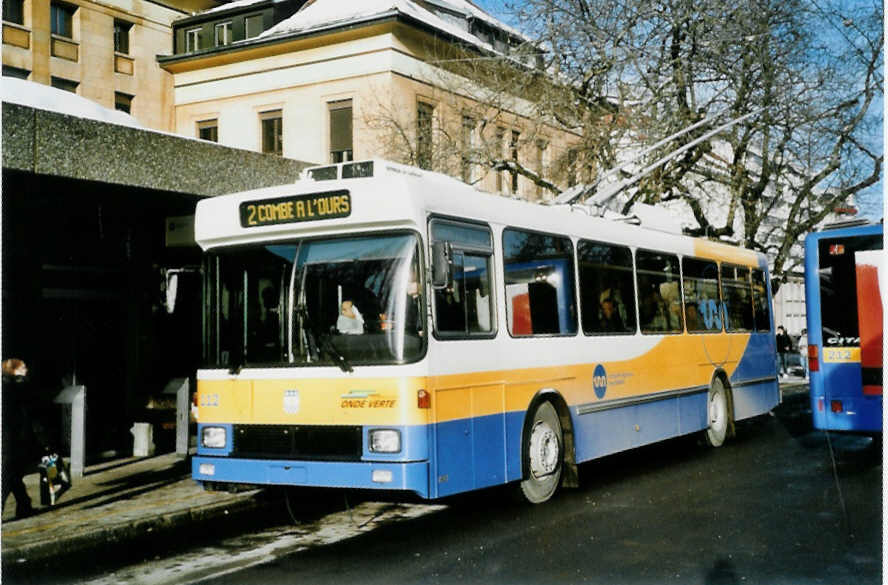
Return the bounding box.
[529,421,559,478]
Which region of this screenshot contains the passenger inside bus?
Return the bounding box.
[598,290,625,332]
[685,302,704,331]
[640,286,669,331]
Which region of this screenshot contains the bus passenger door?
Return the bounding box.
[434,383,506,497]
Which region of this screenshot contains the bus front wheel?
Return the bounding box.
[703,378,731,447]
[519,401,563,504]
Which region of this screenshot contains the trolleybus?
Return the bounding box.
[804,221,883,433]
[191,159,780,503]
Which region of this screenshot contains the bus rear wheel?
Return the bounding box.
[703,378,731,447]
[519,401,563,504]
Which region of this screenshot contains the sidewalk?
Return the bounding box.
[1,452,268,567]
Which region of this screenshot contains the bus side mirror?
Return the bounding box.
[164,272,179,314]
[431,241,453,289]
[161,266,201,314]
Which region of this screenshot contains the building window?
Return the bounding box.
[50,2,75,38]
[214,21,232,46]
[416,101,434,170]
[185,28,200,52]
[509,130,520,194]
[534,139,548,199]
[114,20,132,54]
[566,148,579,188]
[3,0,24,25]
[494,127,506,193]
[460,115,476,183]
[115,92,133,113]
[197,119,218,142]
[328,99,353,163]
[260,109,282,156]
[245,14,263,39]
[51,76,78,93]
[2,65,30,80]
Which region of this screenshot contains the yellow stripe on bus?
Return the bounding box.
[197,334,752,426]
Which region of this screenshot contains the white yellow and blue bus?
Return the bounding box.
[192,159,779,503]
[804,221,883,434]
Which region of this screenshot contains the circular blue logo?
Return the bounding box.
[593,364,607,399]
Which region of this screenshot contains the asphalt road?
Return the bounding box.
[192,388,881,585]
[12,386,880,585]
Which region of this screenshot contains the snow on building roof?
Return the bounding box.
[258,0,528,53]
[200,0,267,16]
[1,77,142,129]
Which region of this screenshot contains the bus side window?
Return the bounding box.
[503,228,577,337]
[751,269,771,332]
[637,250,683,334]
[721,264,754,332]
[682,257,721,333]
[429,219,495,337]
[577,240,636,335]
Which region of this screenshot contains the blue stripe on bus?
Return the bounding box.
[731,333,777,382]
[193,456,432,498]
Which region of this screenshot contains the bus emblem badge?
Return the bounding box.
[593,365,607,399]
[284,390,300,414]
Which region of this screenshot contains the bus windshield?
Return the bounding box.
[205,232,425,369]
[817,234,882,347]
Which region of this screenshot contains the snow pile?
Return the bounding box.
[1,77,142,128]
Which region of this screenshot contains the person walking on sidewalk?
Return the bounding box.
[776,326,792,378]
[2,358,42,519]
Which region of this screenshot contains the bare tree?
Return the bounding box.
[511,0,883,284]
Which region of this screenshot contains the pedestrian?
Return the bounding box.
[2,358,42,519]
[798,328,808,379]
[776,326,792,378]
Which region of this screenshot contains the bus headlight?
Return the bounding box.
[201,426,227,449]
[369,429,401,453]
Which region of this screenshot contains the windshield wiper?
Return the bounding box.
[295,305,353,373]
[318,333,354,374]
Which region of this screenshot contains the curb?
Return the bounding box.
[1,489,267,566]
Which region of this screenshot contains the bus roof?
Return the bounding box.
[195,159,766,268]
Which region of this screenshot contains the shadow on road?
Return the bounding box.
[772,386,881,473]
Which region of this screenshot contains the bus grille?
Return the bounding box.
[231,424,363,461]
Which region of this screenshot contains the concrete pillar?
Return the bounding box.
[176,379,190,457]
[53,385,85,479]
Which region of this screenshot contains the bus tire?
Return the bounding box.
[519,401,563,504]
[703,377,731,447]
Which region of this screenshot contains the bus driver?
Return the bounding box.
[337,300,364,334]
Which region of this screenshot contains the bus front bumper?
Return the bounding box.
[192,456,431,499]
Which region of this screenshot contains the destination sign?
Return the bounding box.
[240,190,351,228]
